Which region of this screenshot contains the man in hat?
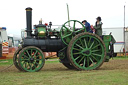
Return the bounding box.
[93,16,103,36]
[82,20,93,33]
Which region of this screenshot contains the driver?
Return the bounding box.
[82,20,93,33]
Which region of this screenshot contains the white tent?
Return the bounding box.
[8,34,21,41]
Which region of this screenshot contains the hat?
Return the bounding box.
[82,20,87,23]
[96,16,101,21]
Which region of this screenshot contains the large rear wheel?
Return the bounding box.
[67,32,106,70]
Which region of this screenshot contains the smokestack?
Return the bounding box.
[25,7,32,38]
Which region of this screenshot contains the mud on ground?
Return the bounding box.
[0,59,128,72]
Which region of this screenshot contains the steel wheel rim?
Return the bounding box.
[18,46,45,72]
[13,47,23,71]
[60,20,86,45]
[68,33,106,70]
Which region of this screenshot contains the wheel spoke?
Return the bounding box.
[32,64,37,69]
[87,57,90,67]
[22,61,26,66]
[75,28,84,33]
[33,64,36,68]
[89,57,95,66]
[73,52,81,55]
[25,63,29,68]
[28,63,32,70]
[79,39,84,47]
[31,61,35,65]
[88,37,92,46]
[33,50,38,57]
[87,57,89,67]
[78,56,85,64]
[84,38,88,48]
[75,43,84,49]
[91,44,100,49]
[73,47,81,51]
[21,59,29,61]
[74,55,81,61]
[91,55,98,62]
[91,50,99,52]
[35,62,39,65]
[89,41,95,49]
[23,55,29,58]
[63,25,71,32]
[25,62,27,68]
[62,33,72,39]
[83,57,86,67]
[35,59,42,61]
[26,50,31,58]
[92,53,102,57]
[36,55,42,58]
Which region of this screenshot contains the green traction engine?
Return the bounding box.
[13,7,116,72]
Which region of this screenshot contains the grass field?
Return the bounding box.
[0,57,128,85]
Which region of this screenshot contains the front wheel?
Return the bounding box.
[18,46,45,72]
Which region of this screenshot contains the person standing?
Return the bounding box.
[94,16,103,36]
[82,20,93,33]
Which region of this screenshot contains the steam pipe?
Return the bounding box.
[25,7,32,38]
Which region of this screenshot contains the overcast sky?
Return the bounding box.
[0,0,127,36]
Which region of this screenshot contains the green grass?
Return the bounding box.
[0,57,128,66]
[113,56,128,59]
[0,59,13,66]
[0,58,60,66]
[1,70,128,85]
[0,57,128,85]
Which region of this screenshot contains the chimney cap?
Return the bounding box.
[25,7,32,11]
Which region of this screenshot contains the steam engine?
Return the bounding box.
[23,7,65,52]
